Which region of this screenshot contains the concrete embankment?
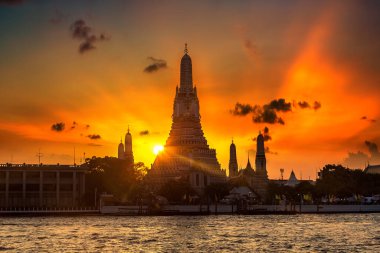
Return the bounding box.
[100,204,380,215]
[0,208,99,216]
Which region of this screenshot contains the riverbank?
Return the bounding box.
[1,204,380,216]
[99,204,380,215]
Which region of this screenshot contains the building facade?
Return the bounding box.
[364,164,380,174]
[0,164,87,208]
[147,45,226,192]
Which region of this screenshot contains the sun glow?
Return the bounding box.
[153,145,164,155]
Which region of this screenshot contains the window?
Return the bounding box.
[196,174,199,186]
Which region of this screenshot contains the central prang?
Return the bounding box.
[147,45,226,193]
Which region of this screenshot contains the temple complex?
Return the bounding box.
[231,132,269,199]
[147,45,226,192]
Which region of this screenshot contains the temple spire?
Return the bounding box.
[180,43,193,92]
[229,139,238,177]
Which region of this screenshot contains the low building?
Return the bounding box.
[285,170,299,187]
[0,163,87,208]
[364,164,380,174]
[271,170,314,186]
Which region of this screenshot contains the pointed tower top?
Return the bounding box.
[180,44,193,92]
[184,43,188,54]
[246,152,253,171]
[128,125,130,134]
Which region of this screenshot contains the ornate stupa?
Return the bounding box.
[147,44,226,192]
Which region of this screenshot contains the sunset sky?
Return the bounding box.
[1,0,380,180]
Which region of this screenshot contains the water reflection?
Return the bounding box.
[0,214,379,252]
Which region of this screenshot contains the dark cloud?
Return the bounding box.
[69,19,109,54]
[233,99,290,125]
[263,126,272,141]
[0,0,24,5]
[343,151,369,169]
[144,57,167,73]
[265,147,278,155]
[344,141,380,168]
[251,98,291,124]
[70,121,78,130]
[232,98,321,125]
[365,141,379,157]
[87,134,101,140]
[361,116,376,123]
[267,98,291,112]
[253,126,272,142]
[88,143,103,147]
[364,140,380,164]
[298,101,310,109]
[252,106,285,125]
[297,100,321,110]
[51,122,65,132]
[79,39,95,53]
[313,101,322,110]
[139,130,149,136]
[244,39,258,56]
[230,103,254,116]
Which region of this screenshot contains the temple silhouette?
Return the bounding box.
[147,45,226,192]
[118,126,134,169]
[229,132,269,198]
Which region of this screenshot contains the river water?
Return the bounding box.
[0,214,379,252]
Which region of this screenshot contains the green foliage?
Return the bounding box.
[205,183,230,202]
[158,178,196,203]
[316,164,380,199]
[83,156,149,205]
[267,164,380,204]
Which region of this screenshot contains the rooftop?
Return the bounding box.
[0,163,88,171]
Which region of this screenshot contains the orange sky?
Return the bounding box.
[1,0,380,180]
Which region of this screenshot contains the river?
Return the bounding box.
[0,214,379,252]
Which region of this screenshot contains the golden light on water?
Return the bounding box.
[153,145,164,155]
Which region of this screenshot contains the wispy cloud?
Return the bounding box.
[144,57,167,73]
[87,134,101,140]
[139,130,149,136]
[69,19,109,54]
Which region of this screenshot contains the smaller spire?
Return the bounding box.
[128,125,130,134]
[184,43,188,54]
